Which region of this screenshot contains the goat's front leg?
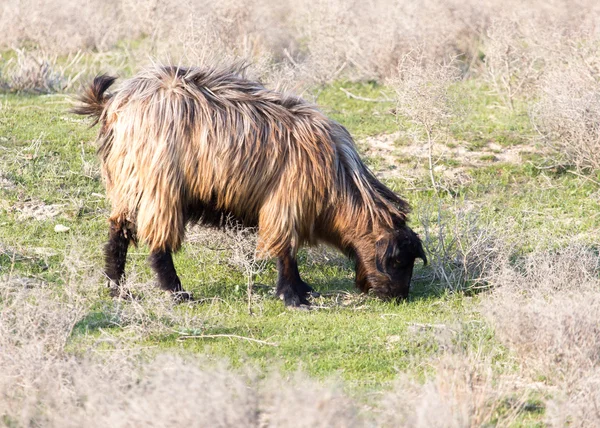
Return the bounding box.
[276,249,319,307]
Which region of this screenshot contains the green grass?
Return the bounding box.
[0,81,597,424]
[449,80,535,149]
[315,81,396,138]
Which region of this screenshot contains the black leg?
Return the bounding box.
[105,220,131,296]
[148,249,192,301]
[276,251,318,307]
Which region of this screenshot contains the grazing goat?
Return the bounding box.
[74,65,426,306]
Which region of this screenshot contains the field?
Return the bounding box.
[1,1,600,426]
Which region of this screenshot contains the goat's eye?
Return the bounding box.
[393,259,406,268]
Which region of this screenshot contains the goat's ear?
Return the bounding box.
[406,229,427,266]
[415,239,428,266]
[375,237,390,273]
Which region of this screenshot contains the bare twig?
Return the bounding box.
[222,217,268,315]
[566,169,600,186]
[425,127,438,193]
[525,161,564,170]
[282,48,300,68]
[407,322,452,330]
[177,334,278,346]
[389,54,458,193]
[339,87,392,103]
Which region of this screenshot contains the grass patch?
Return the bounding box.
[316,81,396,138]
[449,80,535,149]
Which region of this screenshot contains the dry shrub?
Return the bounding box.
[80,359,356,427]
[294,0,486,82]
[0,276,87,426]
[0,275,364,427]
[388,55,460,191]
[0,0,124,53]
[224,220,268,313]
[187,221,269,309]
[0,0,538,88]
[5,0,600,89]
[482,245,600,376]
[155,1,293,70]
[62,234,207,339]
[417,203,505,292]
[290,0,353,84]
[390,55,460,132]
[0,281,257,427]
[482,18,544,110]
[261,373,360,428]
[0,275,514,428]
[480,245,600,426]
[531,45,600,172]
[104,278,206,338]
[0,267,541,427]
[71,355,262,428]
[379,354,526,428]
[0,49,84,93]
[546,369,600,428]
[384,1,485,77]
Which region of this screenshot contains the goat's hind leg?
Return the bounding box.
[149,248,192,302]
[104,219,132,298]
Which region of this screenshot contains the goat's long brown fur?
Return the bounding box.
[76,65,410,262]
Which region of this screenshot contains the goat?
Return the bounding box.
[74,65,426,306]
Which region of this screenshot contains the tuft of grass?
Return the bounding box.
[0,49,84,93]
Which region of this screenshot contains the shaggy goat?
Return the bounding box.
[74,65,426,306]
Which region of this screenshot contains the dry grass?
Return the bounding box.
[1,271,528,428]
[482,244,600,377]
[547,370,600,428]
[186,221,269,312]
[2,0,593,87]
[482,18,544,110]
[0,49,84,93]
[531,44,600,171]
[481,244,600,426]
[222,219,268,314]
[2,230,597,426]
[379,354,529,428]
[2,0,600,174]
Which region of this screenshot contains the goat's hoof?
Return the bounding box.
[107,282,138,300]
[290,304,311,311]
[279,291,311,307]
[107,280,118,295]
[171,290,193,303]
[298,281,320,298]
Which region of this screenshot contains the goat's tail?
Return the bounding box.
[71,75,116,125]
